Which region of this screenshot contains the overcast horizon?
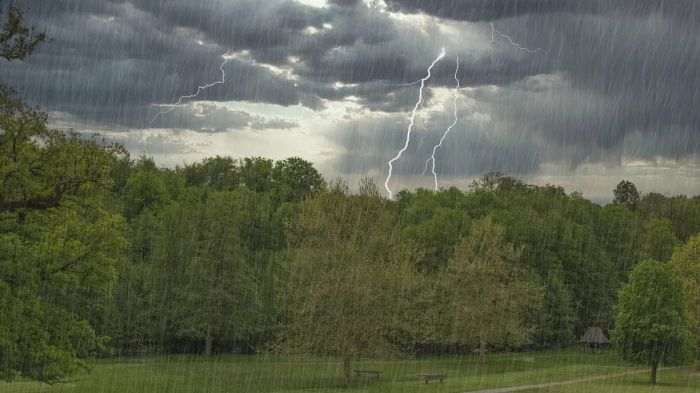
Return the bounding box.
[2,0,699,202]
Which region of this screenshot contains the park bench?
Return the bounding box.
[414,373,446,384]
[355,369,382,377]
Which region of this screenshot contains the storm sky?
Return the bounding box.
[2,0,699,201]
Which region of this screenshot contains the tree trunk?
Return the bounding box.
[650,360,658,385]
[204,324,213,356]
[479,339,486,362]
[343,357,352,388]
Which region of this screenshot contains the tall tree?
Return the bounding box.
[0,8,131,380]
[281,181,420,387]
[613,180,640,210]
[669,234,700,351]
[271,157,325,204]
[613,260,691,384]
[148,190,259,354]
[434,217,542,360]
[181,192,258,356]
[240,157,273,193]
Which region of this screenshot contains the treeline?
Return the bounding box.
[4,97,700,382]
[3,84,700,385]
[101,161,700,355]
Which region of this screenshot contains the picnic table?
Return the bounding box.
[411,373,447,384]
[355,369,382,377]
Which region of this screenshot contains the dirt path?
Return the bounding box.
[463,368,659,393]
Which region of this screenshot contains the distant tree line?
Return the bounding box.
[2,5,700,386]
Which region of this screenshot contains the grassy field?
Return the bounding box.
[1,350,699,393]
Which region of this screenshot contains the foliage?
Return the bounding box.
[280,181,420,387]
[0,5,45,61]
[433,217,542,359]
[670,234,700,351]
[612,260,692,384]
[613,180,640,210]
[271,157,325,204]
[149,190,260,355]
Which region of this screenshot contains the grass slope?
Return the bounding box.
[1,350,698,393]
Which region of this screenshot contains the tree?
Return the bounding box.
[180,156,239,190]
[240,157,273,193]
[181,192,259,356]
[281,181,420,388]
[0,5,45,61]
[669,234,700,351]
[271,157,325,204]
[612,260,691,384]
[1,195,127,382]
[613,180,640,209]
[148,190,259,355]
[0,88,125,214]
[122,157,171,220]
[0,8,132,380]
[641,218,678,262]
[434,217,542,360]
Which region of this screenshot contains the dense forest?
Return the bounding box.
[2,4,700,387]
[3,100,700,381]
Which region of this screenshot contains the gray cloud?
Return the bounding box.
[326,102,543,181]
[384,0,595,22]
[150,103,299,132]
[1,0,699,198]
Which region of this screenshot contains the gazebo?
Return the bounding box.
[579,327,610,350]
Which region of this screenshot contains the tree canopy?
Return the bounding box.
[281,181,420,387]
[613,260,692,384]
[433,217,542,359]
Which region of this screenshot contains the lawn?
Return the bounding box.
[534,367,700,392]
[1,350,699,393]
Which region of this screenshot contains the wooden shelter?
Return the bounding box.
[579,327,609,350]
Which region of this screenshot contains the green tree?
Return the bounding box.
[0,11,129,377]
[240,157,273,193]
[271,157,325,203]
[1,194,127,382]
[613,260,691,384]
[0,5,45,61]
[281,181,420,387]
[180,156,239,190]
[181,192,259,356]
[435,217,542,360]
[641,218,678,262]
[122,157,171,220]
[669,234,700,351]
[613,180,640,209]
[148,190,260,355]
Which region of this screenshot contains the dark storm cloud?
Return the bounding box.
[384,0,594,22]
[2,0,545,126]
[472,9,700,167]
[122,0,328,52]
[150,103,299,133]
[324,0,700,177]
[2,0,323,128]
[1,0,699,188]
[326,106,542,179]
[328,0,363,7]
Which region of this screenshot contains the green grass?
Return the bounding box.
[1,350,699,393]
[534,367,700,392]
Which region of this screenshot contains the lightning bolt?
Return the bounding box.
[384,48,446,199]
[490,22,546,55]
[149,53,230,127]
[422,56,462,190]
